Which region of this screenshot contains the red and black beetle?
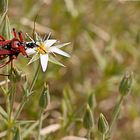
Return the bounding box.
[0,28,28,68]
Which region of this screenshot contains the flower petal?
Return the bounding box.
[26,48,36,56]
[40,54,49,72]
[44,39,57,48]
[49,47,70,57]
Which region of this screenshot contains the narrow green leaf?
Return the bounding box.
[13,127,21,140]
[21,81,31,97]
[22,114,48,138]
[0,0,8,26]
[0,86,7,96]
[1,15,12,39]
[54,42,71,49]
[49,55,65,67]
[28,53,40,65]
[0,0,6,14]
[16,120,36,125]
[22,121,38,138]
[0,106,8,120]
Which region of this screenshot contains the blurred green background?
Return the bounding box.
[1,0,140,140]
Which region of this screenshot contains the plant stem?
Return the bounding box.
[29,63,40,92]
[6,86,15,140]
[87,129,91,140]
[9,83,16,120]
[14,63,40,120]
[6,65,11,140]
[102,134,105,140]
[6,62,9,116]
[110,95,124,130]
[14,97,26,120]
[37,108,43,140]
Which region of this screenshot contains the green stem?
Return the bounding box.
[102,134,105,140]
[6,0,8,9]
[9,83,16,120]
[6,61,9,116]
[87,129,91,140]
[37,108,43,140]
[110,95,124,130]
[6,65,11,140]
[7,131,12,140]
[6,94,10,118]
[29,63,40,92]
[14,97,26,120]
[7,75,17,140]
[14,63,40,120]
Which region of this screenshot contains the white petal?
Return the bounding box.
[49,47,70,57]
[40,54,49,72]
[44,39,57,48]
[26,48,36,55]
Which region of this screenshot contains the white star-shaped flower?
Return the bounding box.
[26,35,70,72]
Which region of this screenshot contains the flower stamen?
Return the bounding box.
[37,43,47,54]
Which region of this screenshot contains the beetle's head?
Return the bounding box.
[12,40,28,57]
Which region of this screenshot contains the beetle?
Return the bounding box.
[0,28,28,69]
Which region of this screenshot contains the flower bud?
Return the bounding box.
[98,113,109,134]
[88,92,96,109]
[119,71,133,96]
[39,84,50,108]
[83,104,94,129]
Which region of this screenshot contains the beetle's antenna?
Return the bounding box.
[18,32,23,42]
[13,28,17,38]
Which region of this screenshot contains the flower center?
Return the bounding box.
[37,43,47,54]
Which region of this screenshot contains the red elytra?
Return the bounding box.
[0,28,28,69]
